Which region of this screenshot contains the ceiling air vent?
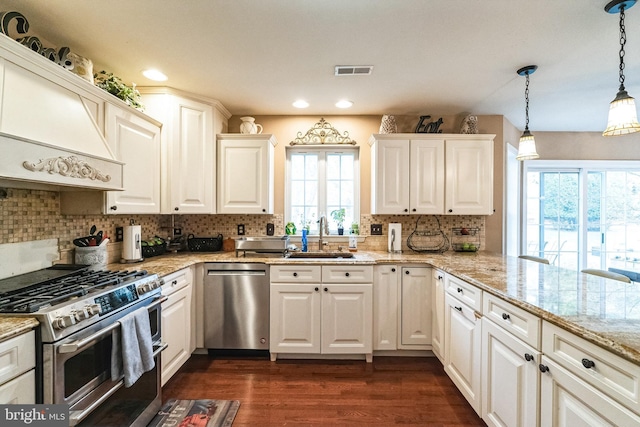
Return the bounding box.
[334,65,373,76]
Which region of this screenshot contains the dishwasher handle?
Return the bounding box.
[207,270,266,276]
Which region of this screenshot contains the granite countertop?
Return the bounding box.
[108,250,640,366]
[0,317,39,342]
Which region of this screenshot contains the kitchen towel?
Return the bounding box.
[111,307,155,387]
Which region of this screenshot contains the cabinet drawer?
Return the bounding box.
[445,274,482,312]
[162,267,192,296]
[0,330,35,385]
[483,293,541,350]
[542,321,640,414]
[0,369,35,404]
[271,265,321,283]
[322,265,373,283]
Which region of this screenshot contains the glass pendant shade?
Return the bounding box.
[602,89,640,136]
[516,129,539,160]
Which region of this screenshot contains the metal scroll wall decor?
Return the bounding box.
[290,118,356,146]
[22,156,112,182]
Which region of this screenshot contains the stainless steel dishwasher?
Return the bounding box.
[203,263,269,350]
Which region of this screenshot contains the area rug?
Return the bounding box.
[147,399,240,427]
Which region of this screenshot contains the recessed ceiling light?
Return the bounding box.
[293,100,309,108]
[335,100,353,109]
[142,69,168,81]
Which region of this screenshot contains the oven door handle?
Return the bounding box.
[69,379,125,426]
[59,295,168,354]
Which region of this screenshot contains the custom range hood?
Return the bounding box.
[0,35,123,191]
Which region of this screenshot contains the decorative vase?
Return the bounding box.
[379,115,397,134]
[239,116,263,134]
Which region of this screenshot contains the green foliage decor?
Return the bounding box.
[94,70,144,110]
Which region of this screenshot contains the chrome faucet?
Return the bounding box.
[318,215,329,250]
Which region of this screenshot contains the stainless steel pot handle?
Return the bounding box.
[59,295,168,354]
[68,379,124,426]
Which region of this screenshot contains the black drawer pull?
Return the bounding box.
[582,358,595,369]
[457,287,463,293]
[539,364,549,373]
[524,353,534,362]
[454,306,462,312]
[437,275,443,280]
[502,313,510,320]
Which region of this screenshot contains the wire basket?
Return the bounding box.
[187,234,223,252]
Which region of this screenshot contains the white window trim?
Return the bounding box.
[285,146,360,234]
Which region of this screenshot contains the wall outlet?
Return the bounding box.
[371,224,383,235]
[173,227,182,236]
[115,227,124,242]
[266,223,275,236]
[237,224,245,235]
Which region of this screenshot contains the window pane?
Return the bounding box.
[340,154,354,179]
[291,154,305,179]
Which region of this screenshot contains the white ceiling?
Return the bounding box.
[3,0,640,132]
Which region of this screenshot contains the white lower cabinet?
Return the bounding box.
[270,265,372,361]
[399,266,431,349]
[373,265,399,350]
[481,317,540,427]
[161,267,194,386]
[431,269,445,362]
[540,355,640,427]
[444,291,482,414]
[0,330,36,404]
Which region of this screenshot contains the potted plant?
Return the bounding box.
[330,208,346,235]
[94,70,144,111]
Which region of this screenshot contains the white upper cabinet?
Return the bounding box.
[217,134,277,214]
[140,89,228,214]
[369,134,494,215]
[104,103,161,214]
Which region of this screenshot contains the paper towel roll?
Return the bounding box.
[388,223,402,253]
[122,225,142,261]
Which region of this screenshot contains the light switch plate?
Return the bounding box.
[371,224,383,235]
[115,227,124,242]
[237,224,245,235]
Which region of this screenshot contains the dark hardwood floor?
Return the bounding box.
[162,354,485,426]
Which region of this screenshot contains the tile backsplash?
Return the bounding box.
[0,188,485,262]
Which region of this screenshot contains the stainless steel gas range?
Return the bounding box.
[0,264,166,426]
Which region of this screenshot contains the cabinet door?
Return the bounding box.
[444,293,482,414]
[321,284,372,354]
[270,284,321,354]
[104,103,161,214]
[218,136,275,214]
[410,139,445,214]
[482,318,539,427]
[399,267,431,348]
[373,265,399,350]
[431,270,445,362]
[445,138,493,215]
[161,284,192,386]
[371,139,410,214]
[168,98,214,213]
[540,356,640,427]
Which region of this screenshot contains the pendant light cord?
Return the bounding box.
[524,72,530,131]
[618,5,627,91]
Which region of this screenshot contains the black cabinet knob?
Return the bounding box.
[391,268,396,272]
[539,364,549,373]
[502,313,511,320]
[262,208,266,212]
[110,206,117,211]
[448,209,453,213]
[405,270,410,275]
[412,208,416,212]
[324,287,328,292]
[174,207,179,211]
[293,272,298,277]
[345,272,350,277]
[454,306,462,312]
[581,358,595,369]
[314,287,319,292]
[524,353,534,362]
[404,208,408,212]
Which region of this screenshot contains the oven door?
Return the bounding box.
[43,294,166,427]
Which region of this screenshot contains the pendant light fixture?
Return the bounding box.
[603,0,640,136]
[516,65,539,161]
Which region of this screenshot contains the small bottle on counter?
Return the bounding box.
[349,230,357,252]
[301,229,308,252]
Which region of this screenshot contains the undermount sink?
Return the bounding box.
[287,251,354,259]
